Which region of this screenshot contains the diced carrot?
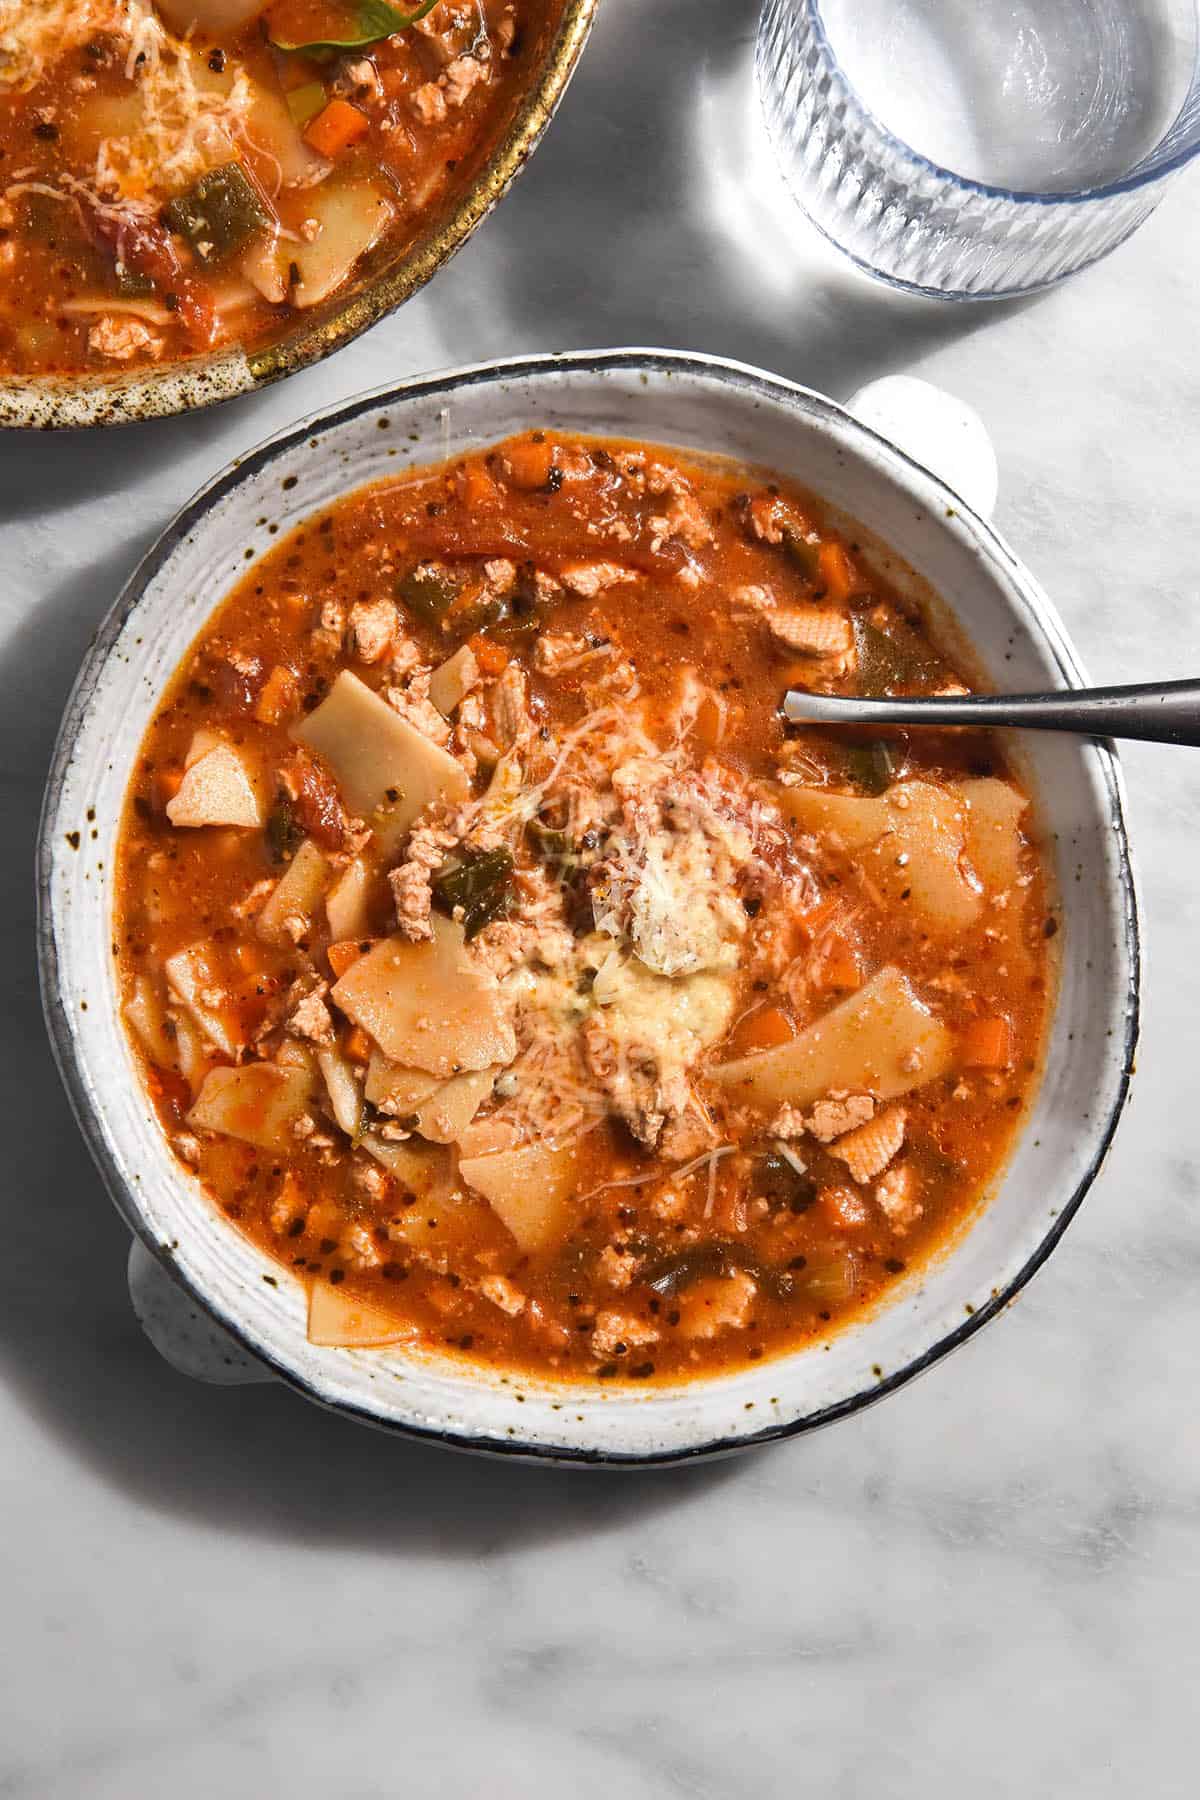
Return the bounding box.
[820,1186,870,1231]
[729,1003,795,1055]
[156,767,183,808]
[148,1065,193,1125]
[344,1025,372,1064]
[962,1015,1011,1068]
[820,937,861,991]
[502,435,555,490]
[818,540,860,605]
[460,459,500,508]
[255,664,299,725]
[693,692,724,750]
[795,897,840,941]
[468,634,511,677]
[303,98,370,158]
[327,939,369,978]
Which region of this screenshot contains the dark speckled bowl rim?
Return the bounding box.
[37,349,1141,1466]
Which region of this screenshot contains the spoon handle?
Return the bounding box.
[783,679,1200,747]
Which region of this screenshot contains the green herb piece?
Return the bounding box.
[481,578,545,643]
[753,1151,818,1213]
[854,617,945,698]
[269,0,441,55]
[162,164,271,265]
[844,740,895,796]
[266,800,304,863]
[431,846,514,940]
[395,563,460,628]
[782,524,821,580]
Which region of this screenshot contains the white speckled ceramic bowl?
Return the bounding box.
[37,351,1139,1464]
[0,1,596,430]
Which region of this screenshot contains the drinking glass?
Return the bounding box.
[757,0,1200,297]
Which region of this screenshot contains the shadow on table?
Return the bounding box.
[0,0,1034,1551]
[0,538,741,1553]
[425,0,1031,398]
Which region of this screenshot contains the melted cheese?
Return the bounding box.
[591,954,735,1074]
[594,821,747,977]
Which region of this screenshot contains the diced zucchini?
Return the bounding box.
[286,82,328,127]
[163,164,272,266]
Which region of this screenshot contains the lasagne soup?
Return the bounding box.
[115,435,1055,1382]
[0,0,551,376]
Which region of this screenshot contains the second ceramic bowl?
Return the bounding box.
[0,1,597,430]
[38,350,1139,1463]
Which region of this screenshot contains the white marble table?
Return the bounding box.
[3,2,1199,1793]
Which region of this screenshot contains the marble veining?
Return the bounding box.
[1,0,1198,1793]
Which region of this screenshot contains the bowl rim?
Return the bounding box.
[0,0,598,431]
[37,347,1142,1464]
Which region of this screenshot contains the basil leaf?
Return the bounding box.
[270,0,442,55]
[431,846,513,940]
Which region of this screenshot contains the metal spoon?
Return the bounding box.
[783,679,1200,747]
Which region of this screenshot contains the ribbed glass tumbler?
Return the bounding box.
[757,0,1200,298]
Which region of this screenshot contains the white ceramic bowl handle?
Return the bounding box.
[846,376,999,520]
[128,1239,274,1386]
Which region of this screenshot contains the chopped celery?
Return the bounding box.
[782,524,821,580]
[286,82,328,126]
[802,1252,858,1309]
[394,563,460,628]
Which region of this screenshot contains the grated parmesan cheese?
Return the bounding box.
[0,0,126,92]
[96,28,257,203]
[3,0,258,215]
